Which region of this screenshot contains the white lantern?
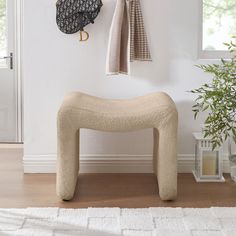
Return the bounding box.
[192,132,225,182]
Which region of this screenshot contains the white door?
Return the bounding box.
[0,0,18,142]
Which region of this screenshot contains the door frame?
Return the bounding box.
[14,0,23,142]
[0,0,23,143]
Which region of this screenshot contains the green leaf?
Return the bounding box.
[189,36,236,149]
[203,105,209,111]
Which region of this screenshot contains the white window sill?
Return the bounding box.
[198,50,232,60]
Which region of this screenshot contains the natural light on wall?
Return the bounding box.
[202,0,236,52]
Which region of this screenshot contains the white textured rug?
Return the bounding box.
[0,207,235,236]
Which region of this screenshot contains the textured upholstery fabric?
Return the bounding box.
[57,92,178,201]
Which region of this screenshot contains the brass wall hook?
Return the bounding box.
[79,30,89,42]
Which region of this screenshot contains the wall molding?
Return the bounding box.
[0,143,23,149]
[23,154,230,174]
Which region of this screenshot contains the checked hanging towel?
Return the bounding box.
[106,0,152,75]
[56,0,103,34]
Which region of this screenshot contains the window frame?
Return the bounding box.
[198,0,232,59]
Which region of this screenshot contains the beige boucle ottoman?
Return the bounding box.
[57,92,178,201]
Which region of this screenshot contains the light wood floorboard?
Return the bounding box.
[1,149,236,208]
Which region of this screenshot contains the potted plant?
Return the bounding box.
[190,37,236,180]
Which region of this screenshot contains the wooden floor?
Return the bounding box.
[1,148,236,208]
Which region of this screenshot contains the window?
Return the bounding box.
[200,0,236,58]
[0,0,7,67]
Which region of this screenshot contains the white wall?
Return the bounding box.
[23,0,215,172]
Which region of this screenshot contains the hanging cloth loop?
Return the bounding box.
[106,0,151,75]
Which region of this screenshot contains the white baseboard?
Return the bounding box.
[0,143,23,149]
[23,154,231,174]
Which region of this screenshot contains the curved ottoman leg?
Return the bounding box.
[153,128,159,176]
[57,118,80,201]
[154,127,177,201]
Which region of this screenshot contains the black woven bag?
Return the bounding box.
[56,0,103,34]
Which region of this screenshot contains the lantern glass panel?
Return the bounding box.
[202,151,219,176]
[195,144,200,177]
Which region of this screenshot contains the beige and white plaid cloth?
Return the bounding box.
[106,0,151,75]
